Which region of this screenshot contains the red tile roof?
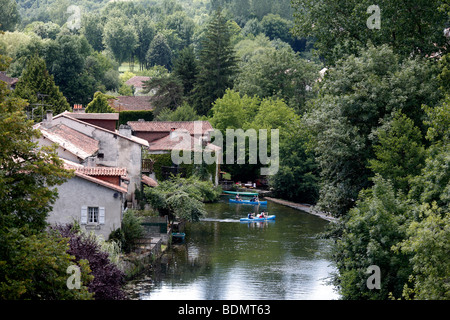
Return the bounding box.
[63,112,119,120]
[125,76,150,88]
[62,160,128,193]
[40,124,99,159]
[128,121,213,135]
[141,175,158,187]
[108,96,153,111]
[76,167,127,176]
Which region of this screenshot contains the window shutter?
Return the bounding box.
[99,207,105,224]
[81,206,87,224]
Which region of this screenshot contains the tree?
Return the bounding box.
[0,55,90,300]
[155,102,199,121]
[103,16,138,65]
[330,175,412,300]
[85,91,117,113]
[53,224,126,300]
[0,0,20,31]
[82,13,105,52]
[172,46,198,97]
[132,16,156,70]
[291,0,449,64]
[235,45,319,112]
[144,175,221,223]
[303,45,441,217]
[14,55,70,121]
[146,32,172,70]
[0,59,72,233]
[192,8,238,116]
[142,75,184,115]
[368,111,426,193]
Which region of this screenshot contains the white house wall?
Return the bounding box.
[48,175,124,239]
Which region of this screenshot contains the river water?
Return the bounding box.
[126,197,340,300]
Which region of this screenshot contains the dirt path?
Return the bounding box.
[264,197,338,223]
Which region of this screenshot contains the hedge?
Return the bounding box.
[119,110,154,126]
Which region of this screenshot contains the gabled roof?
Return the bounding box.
[62,159,128,193]
[53,113,149,147]
[39,124,99,160]
[128,121,213,135]
[125,76,150,88]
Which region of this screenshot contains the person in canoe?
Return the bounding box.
[251,195,259,202]
[247,213,254,219]
[235,194,241,201]
[258,211,267,218]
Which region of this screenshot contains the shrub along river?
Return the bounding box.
[125,197,340,300]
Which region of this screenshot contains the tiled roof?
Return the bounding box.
[52,113,149,147]
[147,133,221,152]
[0,72,18,86]
[75,171,128,194]
[141,175,158,187]
[61,159,127,193]
[125,76,150,88]
[108,96,153,111]
[128,121,213,135]
[40,124,99,159]
[76,167,127,176]
[63,112,119,120]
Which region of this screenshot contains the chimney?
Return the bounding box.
[119,124,132,137]
[43,110,53,128]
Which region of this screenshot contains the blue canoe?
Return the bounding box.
[229,199,267,205]
[240,215,276,222]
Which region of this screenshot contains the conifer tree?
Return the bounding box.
[192,8,238,116]
[14,55,70,121]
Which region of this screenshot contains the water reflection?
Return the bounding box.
[127,197,340,300]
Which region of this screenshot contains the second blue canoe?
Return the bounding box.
[229,199,267,205]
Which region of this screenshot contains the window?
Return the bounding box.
[81,206,105,225]
[88,207,99,223]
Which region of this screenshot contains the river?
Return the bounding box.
[125,197,340,300]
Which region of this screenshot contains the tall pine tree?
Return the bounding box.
[192,8,238,116]
[14,55,70,122]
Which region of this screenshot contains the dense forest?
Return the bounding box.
[1,0,449,300]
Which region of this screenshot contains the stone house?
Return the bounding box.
[48,159,128,239]
[127,120,221,185]
[35,111,149,206]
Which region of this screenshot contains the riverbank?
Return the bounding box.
[264,197,338,223]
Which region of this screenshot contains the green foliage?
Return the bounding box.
[118,110,154,126]
[1,74,73,233]
[144,175,221,222]
[234,45,319,112]
[394,203,450,300]
[85,91,117,113]
[142,75,184,115]
[0,228,93,300]
[14,55,70,121]
[303,44,441,217]
[155,102,199,121]
[103,16,138,65]
[146,32,172,70]
[116,210,144,254]
[291,0,449,64]
[0,0,20,31]
[368,111,426,193]
[331,175,411,300]
[192,8,238,116]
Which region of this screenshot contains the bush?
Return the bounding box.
[52,224,127,300]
